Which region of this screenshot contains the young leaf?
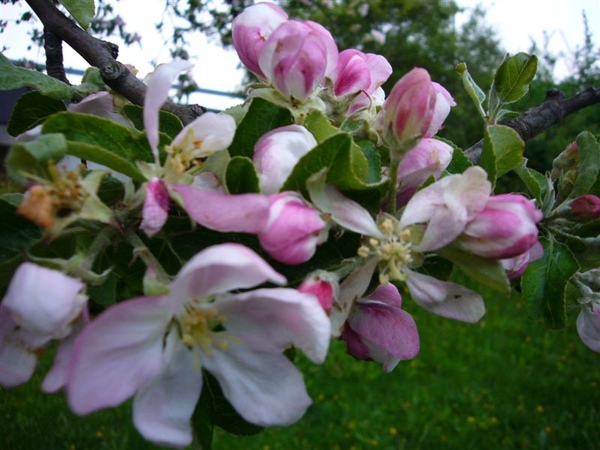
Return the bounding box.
[0,54,74,100]
[455,62,486,119]
[123,103,184,140]
[491,52,538,104]
[58,0,95,30]
[438,246,511,295]
[488,124,524,176]
[42,112,157,167]
[567,131,600,200]
[7,90,67,137]
[229,98,294,158]
[226,156,260,194]
[66,141,146,182]
[521,236,579,329]
[6,133,68,185]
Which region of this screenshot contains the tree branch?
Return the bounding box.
[25,0,206,125]
[464,86,600,162]
[43,29,70,84]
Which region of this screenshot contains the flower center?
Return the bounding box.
[179,304,230,354]
[358,217,413,284]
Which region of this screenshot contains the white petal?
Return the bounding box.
[133,331,202,448]
[404,269,485,323]
[307,171,384,238]
[201,343,312,426]
[144,59,194,155]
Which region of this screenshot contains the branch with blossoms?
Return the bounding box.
[1,2,600,449]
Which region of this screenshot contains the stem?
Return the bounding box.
[125,229,171,283]
[387,152,401,214]
[81,226,116,270]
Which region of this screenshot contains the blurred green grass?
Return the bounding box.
[2,289,598,450]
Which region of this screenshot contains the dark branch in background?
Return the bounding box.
[43,29,70,84]
[25,0,206,125]
[465,86,600,162]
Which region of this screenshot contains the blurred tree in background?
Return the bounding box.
[3,0,598,167]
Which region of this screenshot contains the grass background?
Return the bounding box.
[2,289,598,450]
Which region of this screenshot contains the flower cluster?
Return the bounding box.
[3,2,597,449]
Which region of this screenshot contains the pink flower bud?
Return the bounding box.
[396,138,453,206]
[258,192,327,264]
[460,194,543,259]
[253,125,317,194]
[381,68,454,146]
[232,2,288,78]
[298,271,338,313]
[258,20,338,100]
[570,195,600,221]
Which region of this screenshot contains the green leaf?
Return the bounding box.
[66,141,146,182]
[305,110,342,143]
[0,196,42,263]
[456,62,486,119]
[281,133,387,210]
[58,0,95,30]
[568,131,600,200]
[357,140,382,184]
[438,246,510,295]
[6,133,68,185]
[488,124,524,176]
[7,90,67,137]
[229,98,294,158]
[521,236,579,329]
[123,103,184,140]
[42,111,157,170]
[491,53,538,105]
[225,156,260,194]
[438,137,472,174]
[0,53,74,100]
[479,128,498,186]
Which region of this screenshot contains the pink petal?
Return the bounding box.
[67,296,172,415]
[140,178,170,237]
[42,313,88,393]
[576,304,600,353]
[170,244,286,308]
[172,185,270,232]
[404,269,485,323]
[331,257,379,337]
[133,332,202,448]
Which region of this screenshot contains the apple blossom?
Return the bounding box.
[341,283,420,372]
[307,172,485,333]
[253,124,317,194]
[232,2,289,78]
[0,263,87,388]
[298,271,339,313]
[258,20,338,100]
[396,138,454,206]
[569,194,600,221]
[459,194,543,260]
[258,192,328,264]
[380,67,455,150]
[67,244,331,448]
